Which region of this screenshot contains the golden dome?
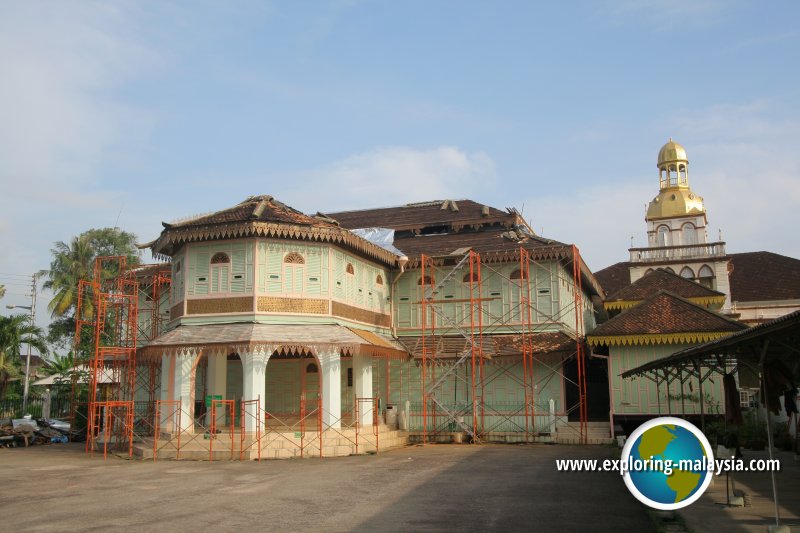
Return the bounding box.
[657,138,688,167]
[647,188,705,220]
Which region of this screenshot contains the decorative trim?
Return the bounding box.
[332,301,391,328]
[150,221,398,266]
[284,252,305,264]
[210,252,230,264]
[586,331,732,347]
[604,295,726,311]
[186,297,253,315]
[257,296,328,314]
[140,341,359,359]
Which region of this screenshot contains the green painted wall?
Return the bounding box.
[609,343,727,416]
[187,241,254,297]
[393,260,593,335]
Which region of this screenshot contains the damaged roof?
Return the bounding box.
[141,195,399,266]
[324,199,509,231]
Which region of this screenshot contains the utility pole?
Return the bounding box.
[22,273,38,414]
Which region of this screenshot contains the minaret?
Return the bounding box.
[628,140,730,307]
[645,139,707,248]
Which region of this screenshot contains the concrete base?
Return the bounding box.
[134,425,409,461]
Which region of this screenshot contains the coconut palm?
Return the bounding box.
[41,228,140,319]
[0,314,48,399]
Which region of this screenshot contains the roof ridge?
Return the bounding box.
[648,289,744,326]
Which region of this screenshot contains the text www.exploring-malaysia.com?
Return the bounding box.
[555,456,781,476]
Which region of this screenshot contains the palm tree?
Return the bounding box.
[0,315,48,399]
[43,352,75,376]
[42,234,95,318]
[41,228,140,319]
[0,285,5,299]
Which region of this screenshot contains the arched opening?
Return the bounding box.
[283,252,306,295]
[462,271,480,283]
[682,222,698,245]
[669,165,677,186]
[657,225,670,247]
[680,266,695,279]
[210,252,231,293]
[698,265,715,289]
[678,164,687,185]
[664,267,676,274]
[264,349,322,427]
[199,352,242,429]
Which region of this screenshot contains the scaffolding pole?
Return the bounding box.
[416,244,590,444]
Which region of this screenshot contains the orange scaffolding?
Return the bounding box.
[417,245,590,444]
[71,257,171,456]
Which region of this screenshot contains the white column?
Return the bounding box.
[157,354,174,433]
[206,353,228,427]
[172,349,198,433]
[319,349,341,429]
[241,347,269,433]
[353,353,373,426]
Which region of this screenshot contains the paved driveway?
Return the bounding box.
[0,443,653,532]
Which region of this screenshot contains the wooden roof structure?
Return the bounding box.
[587,290,746,347]
[604,268,726,311]
[141,195,400,266]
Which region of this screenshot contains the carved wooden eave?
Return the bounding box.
[145,221,399,266]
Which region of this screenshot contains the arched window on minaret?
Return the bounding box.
[678,164,688,186]
[682,222,698,245]
[657,225,670,247]
[698,265,715,288]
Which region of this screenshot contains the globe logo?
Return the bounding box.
[621,417,714,510]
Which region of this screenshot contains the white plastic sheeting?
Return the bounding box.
[350,227,407,258]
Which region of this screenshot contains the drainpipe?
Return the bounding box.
[390,256,409,337]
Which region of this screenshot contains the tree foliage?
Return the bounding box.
[0,314,48,399]
[41,228,140,320]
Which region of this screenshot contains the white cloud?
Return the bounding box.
[280,146,498,213]
[526,100,800,273]
[0,1,159,323]
[525,181,654,272]
[669,101,800,257]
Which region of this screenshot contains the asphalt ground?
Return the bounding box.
[0,442,654,532]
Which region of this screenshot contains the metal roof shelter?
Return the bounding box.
[621,308,800,385]
[621,309,800,530]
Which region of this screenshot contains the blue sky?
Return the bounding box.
[1,1,798,330]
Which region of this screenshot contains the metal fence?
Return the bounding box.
[0,396,73,420]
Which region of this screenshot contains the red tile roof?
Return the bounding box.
[588,291,746,338]
[593,261,630,297]
[606,268,724,304]
[729,251,800,302]
[594,251,800,304]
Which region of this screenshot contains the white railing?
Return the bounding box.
[629,242,726,263]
